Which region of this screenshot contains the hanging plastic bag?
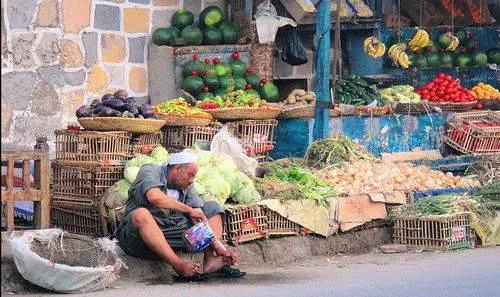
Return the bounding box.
[210,125,258,178]
[282,27,308,66]
[254,0,296,44]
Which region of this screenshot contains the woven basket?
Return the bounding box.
[477,99,500,111]
[278,105,315,119]
[354,105,391,116]
[206,107,282,120]
[429,101,477,112]
[392,101,433,115]
[78,117,165,134]
[158,113,212,127]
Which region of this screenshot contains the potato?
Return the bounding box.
[287,94,296,105]
[294,89,306,96]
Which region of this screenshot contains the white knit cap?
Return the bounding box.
[168,152,197,165]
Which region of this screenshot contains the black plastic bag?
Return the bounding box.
[281,27,308,66]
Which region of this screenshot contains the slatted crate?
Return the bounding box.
[228,120,277,162]
[50,200,108,237]
[55,130,131,166]
[161,126,221,153]
[264,207,302,236]
[130,132,162,155]
[393,212,476,250]
[225,204,268,246]
[50,162,124,204]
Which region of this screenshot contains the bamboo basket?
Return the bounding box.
[78,117,165,134]
[130,132,162,155]
[392,101,433,115]
[429,101,477,112]
[50,200,108,237]
[206,107,282,120]
[354,104,391,116]
[159,113,213,127]
[161,125,221,153]
[278,105,316,119]
[264,207,303,236]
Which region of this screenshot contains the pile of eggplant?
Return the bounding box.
[75,90,160,119]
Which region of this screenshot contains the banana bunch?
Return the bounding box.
[388,43,411,69]
[446,34,460,51]
[363,36,386,59]
[408,29,430,51]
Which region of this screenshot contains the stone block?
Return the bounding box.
[152,9,176,30]
[129,67,147,93]
[11,113,66,151]
[129,0,150,4]
[1,72,37,110]
[1,5,6,59]
[82,31,98,68]
[1,104,12,136]
[37,66,85,88]
[30,83,60,116]
[86,64,109,93]
[60,39,83,68]
[128,36,146,63]
[183,0,202,18]
[7,0,38,29]
[35,33,61,66]
[104,0,125,3]
[94,4,121,31]
[274,51,294,78]
[62,0,91,33]
[101,34,126,63]
[153,0,180,6]
[60,89,84,116]
[12,33,36,68]
[106,65,125,86]
[35,0,58,27]
[123,8,150,33]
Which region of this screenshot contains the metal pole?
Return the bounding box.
[313,0,332,141]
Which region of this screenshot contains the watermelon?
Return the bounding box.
[165,26,180,38]
[181,25,203,46]
[413,54,428,68]
[425,51,441,67]
[438,33,452,49]
[152,28,174,46]
[471,51,488,66]
[203,26,222,45]
[245,72,261,89]
[440,52,454,67]
[219,22,238,44]
[260,82,279,103]
[197,92,214,101]
[230,59,247,77]
[182,59,205,78]
[486,48,500,64]
[219,75,235,93]
[234,77,247,90]
[213,89,227,98]
[214,64,228,76]
[172,9,194,31]
[246,89,261,99]
[455,54,471,68]
[204,75,219,92]
[182,76,204,95]
[199,6,224,28]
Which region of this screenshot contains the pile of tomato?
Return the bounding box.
[416,73,476,103]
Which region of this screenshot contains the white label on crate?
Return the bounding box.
[452,226,466,241]
[252,133,268,143]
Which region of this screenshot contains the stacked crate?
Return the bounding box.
[51,130,132,237]
[161,126,221,153]
[228,119,278,163]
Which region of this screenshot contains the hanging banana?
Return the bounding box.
[408,29,430,52]
[388,43,410,69]
[446,35,460,51]
[363,36,386,59]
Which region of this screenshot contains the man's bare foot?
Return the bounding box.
[171,260,201,277]
[213,241,238,266]
[203,254,224,274]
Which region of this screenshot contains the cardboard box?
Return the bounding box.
[280,0,318,24]
[400,0,444,27]
[466,0,493,25]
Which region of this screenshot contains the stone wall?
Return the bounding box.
[1,0,221,154]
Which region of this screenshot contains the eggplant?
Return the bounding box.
[122,111,135,118]
[92,106,103,114]
[115,95,127,103]
[99,106,114,117]
[138,103,154,118]
[114,90,128,98]
[90,99,102,109]
[75,106,90,118]
[125,103,139,115]
[111,109,122,117]
[125,97,136,105]
[103,98,126,110]
[102,94,114,101]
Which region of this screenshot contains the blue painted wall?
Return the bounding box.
[271,113,449,159]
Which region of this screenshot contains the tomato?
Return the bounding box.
[434,78,441,84]
[437,91,445,97]
[437,73,445,79]
[444,94,451,101]
[475,103,483,110]
[445,75,453,81]
[422,93,430,100]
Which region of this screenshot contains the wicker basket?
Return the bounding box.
[278,105,315,119]
[78,117,165,134]
[161,125,221,153]
[225,204,268,246]
[50,200,108,237]
[159,113,213,127]
[207,107,282,121]
[264,207,303,236]
[477,99,500,110]
[130,132,162,155]
[354,105,391,116]
[393,212,476,250]
[392,101,433,115]
[55,130,132,166]
[429,101,477,112]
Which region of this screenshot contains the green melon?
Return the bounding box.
[182,76,204,95]
[234,77,247,90]
[182,59,205,78]
[172,9,194,31]
[181,25,203,46]
[152,28,174,46]
[230,59,247,77]
[203,26,222,45]
[219,75,235,93]
[199,6,224,28]
[204,75,219,92]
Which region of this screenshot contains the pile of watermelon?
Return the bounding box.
[181,52,280,103]
[152,6,238,46]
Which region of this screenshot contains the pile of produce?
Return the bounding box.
[486,43,500,64]
[263,163,337,207]
[379,85,421,104]
[415,73,476,103]
[181,52,280,103]
[335,75,386,106]
[197,89,269,109]
[317,160,480,196]
[124,146,171,184]
[388,42,411,69]
[363,36,386,59]
[285,89,316,106]
[254,178,305,202]
[304,136,374,168]
[152,6,238,46]
[155,98,212,118]
[75,90,159,119]
[470,83,499,100]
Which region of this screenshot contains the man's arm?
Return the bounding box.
[146,188,207,222]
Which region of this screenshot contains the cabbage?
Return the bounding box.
[114,179,131,201]
[151,146,169,162]
[194,180,206,195]
[198,172,231,206]
[214,153,238,171]
[126,154,155,168]
[124,166,140,183]
[233,184,261,204]
[104,179,131,209]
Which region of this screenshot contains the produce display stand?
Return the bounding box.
[77,117,165,134]
[228,119,278,163]
[130,132,162,155]
[264,207,304,237]
[161,125,222,153]
[390,101,432,115]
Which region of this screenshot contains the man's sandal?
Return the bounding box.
[206,266,246,278]
[173,273,209,283]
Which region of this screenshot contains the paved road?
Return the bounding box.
[15,247,500,297]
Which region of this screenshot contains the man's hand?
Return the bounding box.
[188,208,208,224]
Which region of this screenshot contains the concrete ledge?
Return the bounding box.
[1,227,391,293]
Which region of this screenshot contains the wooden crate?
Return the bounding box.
[130,132,162,155]
[393,212,476,250]
[225,205,268,246]
[228,119,277,159]
[50,200,108,237]
[55,130,131,166]
[264,207,303,236]
[161,126,221,153]
[1,151,50,231]
[51,163,124,204]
